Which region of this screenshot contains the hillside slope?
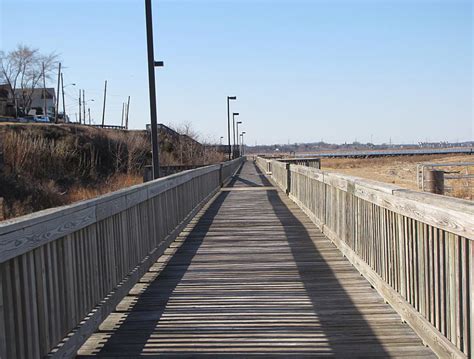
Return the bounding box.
[0,124,222,219]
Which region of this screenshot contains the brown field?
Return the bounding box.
[321,154,474,200]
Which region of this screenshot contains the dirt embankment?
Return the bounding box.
[0,124,224,220]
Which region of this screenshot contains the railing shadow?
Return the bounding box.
[94,162,391,357]
[224,161,272,188]
[265,189,390,357]
[96,190,230,356]
[225,163,244,187]
[254,163,273,187]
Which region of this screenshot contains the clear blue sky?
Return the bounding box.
[1,0,472,145]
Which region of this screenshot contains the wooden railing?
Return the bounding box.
[255,156,272,174]
[257,157,473,359]
[270,160,288,192]
[255,156,321,174]
[0,158,243,358]
[279,157,321,169]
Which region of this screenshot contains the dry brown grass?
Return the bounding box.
[0,123,226,220]
[321,154,474,200]
[67,173,143,203]
[0,124,149,219]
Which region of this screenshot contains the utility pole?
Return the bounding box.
[226,96,236,161]
[55,62,61,123]
[232,112,239,159]
[88,108,91,124]
[82,90,86,124]
[121,102,125,127]
[101,80,107,127]
[145,0,164,179]
[125,95,130,129]
[78,89,82,124]
[42,62,47,117]
[61,73,66,122]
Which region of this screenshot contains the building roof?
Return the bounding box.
[14,87,56,100]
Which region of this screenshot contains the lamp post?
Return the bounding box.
[84,99,94,124]
[61,82,75,121]
[145,0,165,179]
[236,121,242,157]
[220,136,224,145]
[232,112,239,158]
[240,131,246,156]
[226,96,237,161]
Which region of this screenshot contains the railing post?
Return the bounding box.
[286,163,291,195]
[219,163,224,187]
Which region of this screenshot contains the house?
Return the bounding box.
[0,84,57,118]
[0,84,14,117]
[14,87,56,117]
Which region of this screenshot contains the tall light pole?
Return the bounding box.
[241,131,246,156]
[61,74,66,121]
[236,120,242,157]
[101,80,107,127]
[227,96,236,161]
[79,89,82,124]
[55,62,61,123]
[61,82,75,122]
[232,112,239,159]
[145,0,164,179]
[84,98,94,124]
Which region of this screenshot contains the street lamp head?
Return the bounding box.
[233,112,239,116]
[242,131,246,135]
[228,96,237,100]
[237,121,242,124]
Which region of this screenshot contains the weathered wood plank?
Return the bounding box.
[78,162,435,358]
[262,157,472,358]
[0,158,243,358]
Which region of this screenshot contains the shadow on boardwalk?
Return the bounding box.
[264,186,390,357]
[97,189,232,356]
[88,161,430,357]
[96,165,248,356]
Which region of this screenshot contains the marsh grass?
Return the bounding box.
[0,124,150,219]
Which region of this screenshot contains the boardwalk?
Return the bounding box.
[78,162,435,358]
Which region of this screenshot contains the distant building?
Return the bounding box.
[14,88,56,117]
[0,84,57,118]
[0,84,14,117]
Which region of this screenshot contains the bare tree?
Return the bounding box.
[162,122,225,165]
[0,44,58,116]
[172,122,201,165]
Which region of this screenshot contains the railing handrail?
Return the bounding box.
[0,163,233,264]
[256,156,473,358]
[0,164,217,231]
[270,158,474,239]
[0,159,243,232]
[0,157,244,358]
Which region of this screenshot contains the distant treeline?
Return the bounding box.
[246,141,474,154]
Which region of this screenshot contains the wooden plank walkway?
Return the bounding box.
[78,161,435,358]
